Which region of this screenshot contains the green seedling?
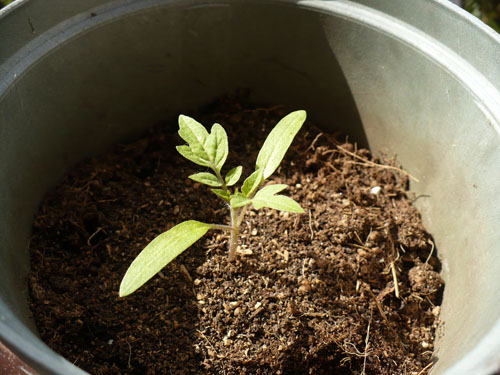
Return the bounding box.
[119,110,307,297]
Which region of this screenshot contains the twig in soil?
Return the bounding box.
[179,264,193,283]
[87,227,103,246]
[354,231,365,246]
[399,244,406,254]
[343,342,367,357]
[308,209,315,240]
[336,144,419,183]
[371,290,389,323]
[388,231,401,299]
[416,361,434,375]
[372,288,409,351]
[325,160,340,172]
[125,340,132,368]
[362,309,373,375]
[304,132,323,153]
[390,261,400,299]
[350,243,373,253]
[425,296,436,308]
[425,240,435,265]
[250,306,265,319]
[411,194,431,204]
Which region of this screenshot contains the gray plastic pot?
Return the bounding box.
[1,0,500,374]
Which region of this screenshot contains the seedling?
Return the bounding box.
[119,110,306,297]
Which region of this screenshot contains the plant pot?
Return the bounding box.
[1,0,500,374]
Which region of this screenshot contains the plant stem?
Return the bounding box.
[236,205,249,227]
[210,224,233,231]
[212,165,241,260]
[228,206,239,261]
[212,166,262,261]
[227,182,260,261]
[213,167,229,193]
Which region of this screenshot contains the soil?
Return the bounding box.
[28,94,443,375]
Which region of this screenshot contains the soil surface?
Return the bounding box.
[28,95,443,375]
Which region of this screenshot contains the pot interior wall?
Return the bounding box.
[1,1,500,374]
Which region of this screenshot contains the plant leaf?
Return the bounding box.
[241,169,264,197]
[211,188,230,201]
[252,184,304,213]
[230,193,253,208]
[178,116,229,172]
[256,110,306,179]
[225,166,243,186]
[211,124,228,171]
[254,184,288,198]
[178,115,210,159]
[176,145,211,167]
[204,124,228,172]
[189,172,222,187]
[253,195,304,213]
[119,221,212,297]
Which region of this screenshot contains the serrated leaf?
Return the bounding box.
[178,116,229,173]
[178,115,210,159]
[256,110,306,179]
[176,145,211,167]
[225,166,243,186]
[211,188,231,201]
[189,172,222,187]
[230,193,253,208]
[253,195,304,213]
[241,169,264,197]
[119,221,212,297]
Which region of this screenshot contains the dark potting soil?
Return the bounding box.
[28,95,443,375]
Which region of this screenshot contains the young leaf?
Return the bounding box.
[178,117,229,172]
[176,145,211,167]
[256,110,306,179]
[119,221,212,297]
[230,193,253,208]
[254,184,288,197]
[189,172,222,187]
[178,115,210,158]
[211,188,231,201]
[210,124,229,171]
[225,166,243,186]
[252,184,304,213]
[253,195,304,213]
[241,169,264,197]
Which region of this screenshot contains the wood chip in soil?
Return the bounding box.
[28,94,443,375]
